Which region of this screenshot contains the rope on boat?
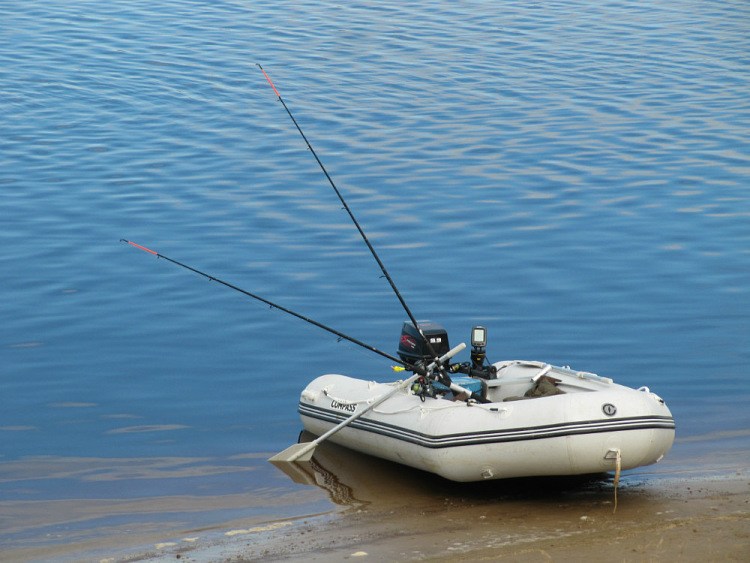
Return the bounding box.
[322,388,374,406]
[613,449,622,514]
[373,404,427,415]
[372,402,459,416]
[323,380,413,406]
[323,386,513,416]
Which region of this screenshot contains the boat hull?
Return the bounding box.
[297,366,675,482]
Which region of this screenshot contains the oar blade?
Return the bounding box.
[269,457,316,485]
[268,442,316,463]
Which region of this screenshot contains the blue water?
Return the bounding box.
[1,0,749,557]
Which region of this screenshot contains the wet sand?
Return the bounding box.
[137,441,748,562]
[2,441,747,562]
[221,481,748,562]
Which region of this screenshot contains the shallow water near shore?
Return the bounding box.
[1,0,749,559]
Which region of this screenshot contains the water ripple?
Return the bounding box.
[1,0,748,555]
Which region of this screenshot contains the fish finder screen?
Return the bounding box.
[471,326,487,347]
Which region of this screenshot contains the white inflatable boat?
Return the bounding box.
[297,358,675,482]
[127,72,676,484]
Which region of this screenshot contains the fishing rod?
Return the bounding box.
[256,64,450,381]
[120,239,411,369]
[121,239,487,403]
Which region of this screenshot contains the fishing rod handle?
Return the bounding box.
[426,343,466,371]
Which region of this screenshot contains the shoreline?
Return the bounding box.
[2,442,747,562]
[146,440,748,562]
[158,470,750,562]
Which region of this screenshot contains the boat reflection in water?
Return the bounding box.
[271,432,625,511]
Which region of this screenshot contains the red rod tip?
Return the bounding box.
[258,64,281,98]
[122,239,158,256]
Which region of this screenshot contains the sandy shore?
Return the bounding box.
[198,478,749,562]
[140,441,748,563]
[2,441,746,562]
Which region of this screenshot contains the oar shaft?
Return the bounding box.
[301,373,420,453]
[286,342,466,461]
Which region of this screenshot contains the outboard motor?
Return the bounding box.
[397,321,450,369]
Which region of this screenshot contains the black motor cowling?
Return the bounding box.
[397,321,450,366]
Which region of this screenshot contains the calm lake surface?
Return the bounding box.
[1,0,748,559]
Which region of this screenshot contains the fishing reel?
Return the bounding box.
[410,375,436,402]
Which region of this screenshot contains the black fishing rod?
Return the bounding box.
[121,239,487,403]
[256,64,450,381]
[120,239,411,369]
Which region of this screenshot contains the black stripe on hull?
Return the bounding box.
[298,402,675,449]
